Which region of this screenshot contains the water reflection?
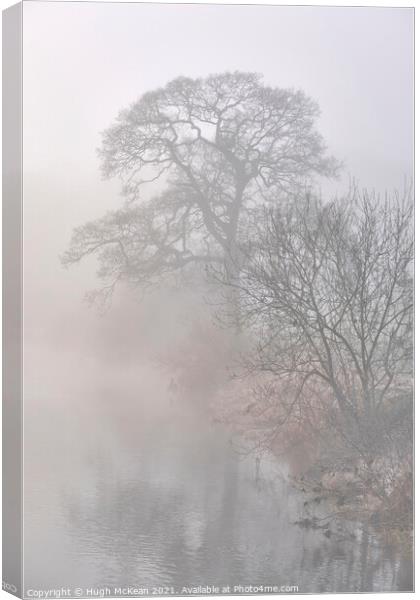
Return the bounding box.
[24,385,412,594]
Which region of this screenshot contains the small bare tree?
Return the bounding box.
[236,186,413,457]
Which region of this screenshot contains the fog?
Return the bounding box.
[21,3,413,595]
[23,3,413,358]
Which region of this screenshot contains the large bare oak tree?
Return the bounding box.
[63,72,338,305]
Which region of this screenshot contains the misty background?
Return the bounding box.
[21,3,414,594]
[23,3,413,359]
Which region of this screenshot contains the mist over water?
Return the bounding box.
[22,287,412,594]
[21,3,413,594]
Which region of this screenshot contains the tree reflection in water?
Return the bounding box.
[24,395,412,594]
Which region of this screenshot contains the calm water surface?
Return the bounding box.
[24,379,413,594]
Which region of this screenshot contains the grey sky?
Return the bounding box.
[24,2,413,189]
[22,2,414,339]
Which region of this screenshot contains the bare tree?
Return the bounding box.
[62,72,338,308]
[235,186,413,455]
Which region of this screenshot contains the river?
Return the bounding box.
[23,362,412,595]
